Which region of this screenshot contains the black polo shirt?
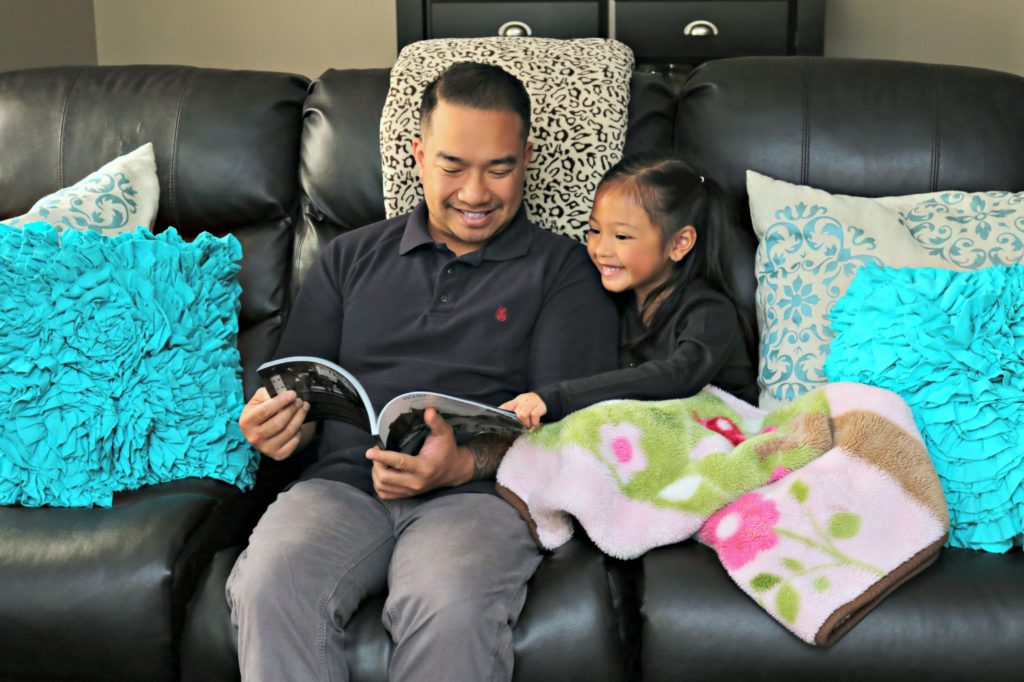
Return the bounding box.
[275,200,619,495]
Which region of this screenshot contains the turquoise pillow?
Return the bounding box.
[824,264,1024,552]
[0,222,257,507]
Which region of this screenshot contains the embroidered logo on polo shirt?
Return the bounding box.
[495,305,508,322]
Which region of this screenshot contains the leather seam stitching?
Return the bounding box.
[801,60,811,186]
[57,68,86,188]
[169,68,198,229]
[931,65,941,191]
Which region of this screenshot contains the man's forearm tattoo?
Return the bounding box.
[467,434,514,481]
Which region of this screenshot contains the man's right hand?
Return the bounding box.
[239,387,310,460]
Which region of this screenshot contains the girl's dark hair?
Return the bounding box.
[597,151,755,356]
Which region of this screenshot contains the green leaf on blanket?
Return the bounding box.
[813,576,831,592]
[776,584,800,623]
[789,480,809,503]
[751,573,782,592]
[781,557,804,572]
[828,512,861,538]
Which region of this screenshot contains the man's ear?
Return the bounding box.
[669,225,697,262]
[523,140,534,168]
[412,136,425,168]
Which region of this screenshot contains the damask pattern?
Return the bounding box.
[3,143,159,238]
[380,38,635,241]
[748,170,1024,408]
[902,191,1024,267]
[757,202,882,403]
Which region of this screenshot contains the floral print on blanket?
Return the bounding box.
[701,492,780,570]
[702,478,884,625]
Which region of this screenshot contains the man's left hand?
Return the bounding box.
[366,407,473,499]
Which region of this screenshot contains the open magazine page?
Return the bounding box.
[377,392,526,454]
[257,356,377,434]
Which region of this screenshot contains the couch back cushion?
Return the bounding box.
[0,65,309,396]
[674,56,1024,356]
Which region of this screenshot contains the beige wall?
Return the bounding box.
[0,0,97,72]
[825,0,1024,76]
[93,0,397,77]
[87,1,1024,77]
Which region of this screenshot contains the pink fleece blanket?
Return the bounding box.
[496,383,949,645]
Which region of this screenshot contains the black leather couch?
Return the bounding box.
[1,56,1022,682]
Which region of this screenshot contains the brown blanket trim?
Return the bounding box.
[815,535,946,646]
[496,482,545,550]
[833,410,950,526]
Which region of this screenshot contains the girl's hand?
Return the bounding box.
[499,392,548,429]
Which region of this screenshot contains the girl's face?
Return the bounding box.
[586,184,693,306]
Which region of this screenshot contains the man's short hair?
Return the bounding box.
[419,62,531,143]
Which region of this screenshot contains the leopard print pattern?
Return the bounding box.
[380,38,634,241]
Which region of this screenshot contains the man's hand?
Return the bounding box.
[238,387,310,461]
[499,391,548,429]
[367,407,474,500]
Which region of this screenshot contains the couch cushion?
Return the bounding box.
[642,541,1024,682]
[0,479,247,682]
[2,143,159,236]
[379,37,635,242]
[0,224,255,507]
[826,264,1024,552]
[181,538,632,682]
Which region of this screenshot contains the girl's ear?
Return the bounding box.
[669,225,697,262]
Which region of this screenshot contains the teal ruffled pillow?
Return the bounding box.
[0,222,257,507]
[824,264,1024,552]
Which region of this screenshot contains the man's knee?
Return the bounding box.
[227,546,310,619]
[384,574,513,643]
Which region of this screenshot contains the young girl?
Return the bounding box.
[501,152,757,427]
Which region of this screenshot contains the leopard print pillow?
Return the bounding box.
[380,38,634,241]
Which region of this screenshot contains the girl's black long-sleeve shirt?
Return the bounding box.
[536,279,757,421]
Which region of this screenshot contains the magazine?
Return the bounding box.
[257,356,526,454]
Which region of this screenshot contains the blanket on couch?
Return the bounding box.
[496,382,949,645]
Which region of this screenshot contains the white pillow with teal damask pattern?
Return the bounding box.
[2,143,159,237]
[747,170,1024,409]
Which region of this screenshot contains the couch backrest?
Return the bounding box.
[674,56,1024,330]
[6,59,1021,399]
[0,65,310,396]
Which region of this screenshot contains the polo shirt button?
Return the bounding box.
[446,267,454,275]
[440,294,450,303]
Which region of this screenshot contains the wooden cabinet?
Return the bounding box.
[398,1,608,48]
[396,0,824,67]
[616,0,824,64]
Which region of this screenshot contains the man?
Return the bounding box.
[227,62,617,681]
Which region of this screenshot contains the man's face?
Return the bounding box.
[413,100,532,256]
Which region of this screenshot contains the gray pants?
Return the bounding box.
[226,478,542,682]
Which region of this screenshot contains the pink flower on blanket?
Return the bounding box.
[692,411,747,446]
[769,467,791,482]
[700,492,780,570]
[598,422,647,482]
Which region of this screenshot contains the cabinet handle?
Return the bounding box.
[683,20,719,37]
[498,20,532,37]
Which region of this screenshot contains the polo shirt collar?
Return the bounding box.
[398,200,532,262]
